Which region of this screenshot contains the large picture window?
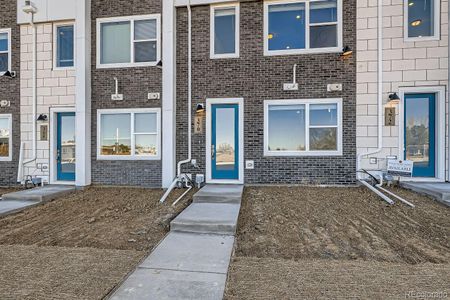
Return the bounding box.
[264,99,342,156]
[96,15,161,68]
[210,3,240,58]
[405,0,440,40]
[97,108,161,160]
[264,0,342,56]
[0,114,12,161]
[0,28,11,74]
[54,23,75,69]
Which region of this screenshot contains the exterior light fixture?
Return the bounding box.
[1,71,16,78]
[37,114,48,122]
[196,103,205,113]
[411,19,422,27]
[341,46,353,57]
[388,92,400,103]
[156,60,162,69]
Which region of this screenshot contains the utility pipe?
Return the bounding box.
[357,0,384,180]
[359,179,394,205]
[22,12,37,175]
[376,185,415,207]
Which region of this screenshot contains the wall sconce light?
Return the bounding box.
[388,92,400,103]
[196,103,205,113]
[156,60,162,69]
[341,46,353,58]
[37,114,48,122]
[1,71,16,78]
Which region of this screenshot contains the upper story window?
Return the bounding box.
[210,3,240,58]
[405,0,440,40]
[264,99,342,156]
[54,23,74,69]
[0,114,12,161]
[97,108,161,160]
[96,15,161,68]
[0,29,11,75]
[264,0,342,56]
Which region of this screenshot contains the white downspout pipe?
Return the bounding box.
[357,0,384,180]
[177,0,193,177]
[22,11,37,178]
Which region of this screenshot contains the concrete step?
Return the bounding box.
[193,184,243,204]
[171,203,240,235]
[141,232,234,274]
[401,182,450,206]
[2,185,75,202]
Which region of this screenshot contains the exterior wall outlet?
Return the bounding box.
[111,94,124,101]
[245,160,255,169]
[369,157,378,164]
[327,83,343,92]
[148,92,160,100]
[0,100,10,107]
[283,83,299,91]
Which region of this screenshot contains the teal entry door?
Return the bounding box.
[56,112,76,181]
[211,104,239,180]
[404,93,436,178]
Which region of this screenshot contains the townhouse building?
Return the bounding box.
[0,0,448,189]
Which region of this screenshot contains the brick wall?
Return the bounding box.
[176,0,357,185]
[0,0,19,186]
[357,0,449,177]
[20,23,76,183]
[90,0,163,187]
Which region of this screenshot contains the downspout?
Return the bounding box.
[177,0,193,177]
[357,0,383,179]
[22,11,38,178]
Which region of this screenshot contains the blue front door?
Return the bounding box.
[211,104,239,180]
[404,93,436,177]
[57,112,76,181]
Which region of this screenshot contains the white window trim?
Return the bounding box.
[404,0,441,42]
[53,22,76,70]
[0,28,12,76]
[263,0,343,56]
[96,14,161,69]
[97,108,161,161]
[210,3,240,59]
[0,114,12,162]
[264,98,343,156]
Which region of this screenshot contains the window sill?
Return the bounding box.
[210,53,240,59]
[264,150,343,157]
[0,157,13,162]
[97,155,161,161]
[53,66,75,71]
[404,36,441,42]
[96,61,159,69]
[264,47,342,57]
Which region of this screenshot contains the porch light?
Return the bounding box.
[37,114,48,122]
[341,46,353,57]
[156,60,162,69]
[388,93,400,103]
[196,103,205,113]
[1,71,16,78]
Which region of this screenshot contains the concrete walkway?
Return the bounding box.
[0,185,75,217]
[401,182,450,207]
[110,184,243,300]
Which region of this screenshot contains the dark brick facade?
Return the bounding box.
[176,0,357,185]
[90,0,162,187]
[0,1,20,186]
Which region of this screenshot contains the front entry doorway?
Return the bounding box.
[56,112,76,181]
[404,93,436,178]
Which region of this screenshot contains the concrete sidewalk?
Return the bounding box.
[401,182,450,207]
[0,185,75,217]
[110,184,243,300]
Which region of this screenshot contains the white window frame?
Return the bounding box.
[210,3,240,59]
[0,114,12,162]
[404,0,440,42]
[96,14,161,69]
[97,108,161,161]
[0,28,11,75]
[53,22,75,70]
[264,98,343,156]
[264,0,343,56]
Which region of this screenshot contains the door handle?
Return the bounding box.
[57,149,61,162]
[211,144,215,159]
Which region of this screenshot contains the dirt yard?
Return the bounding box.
[225,186,450,299]
[0,186,193,300]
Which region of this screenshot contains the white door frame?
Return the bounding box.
[206,98,244,184]
[49,106,76,185]
[398,86,446,182]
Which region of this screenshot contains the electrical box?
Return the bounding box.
[245,160,255,169]
[0,100,10,107]
[283,83,299,91]
[385,107,396,126]
[111,94,124,101]
[40,125,48,141]
[327,83,343,92]
[148,92,160,100]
